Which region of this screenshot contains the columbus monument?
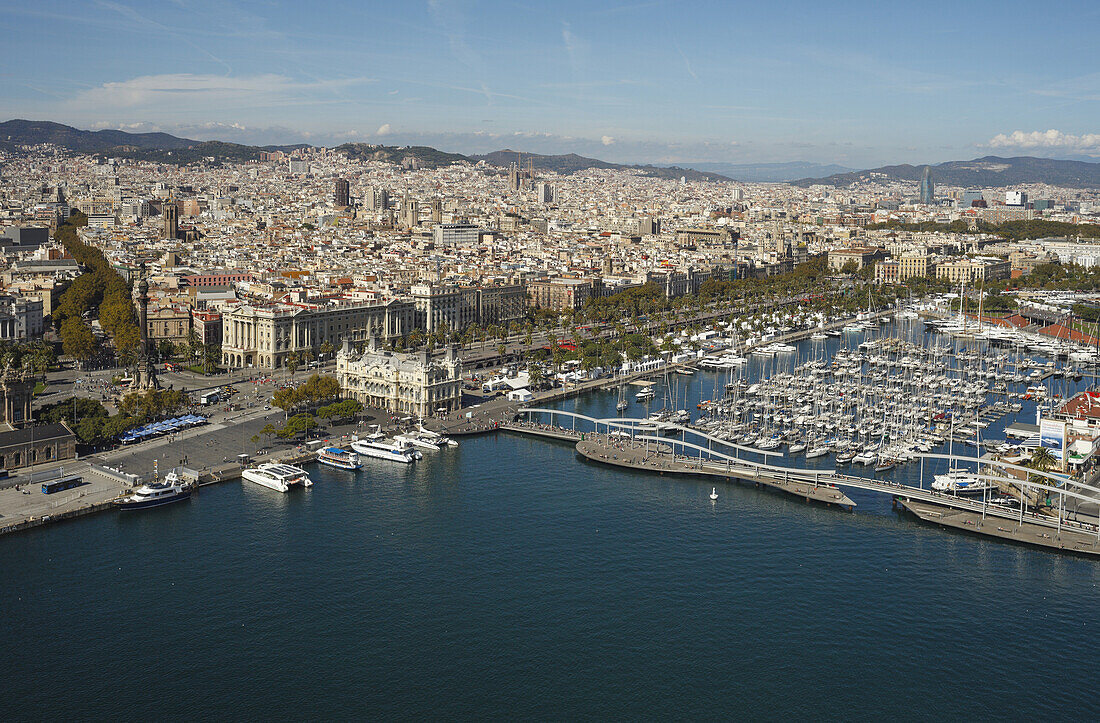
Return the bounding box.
[131,261,159,391]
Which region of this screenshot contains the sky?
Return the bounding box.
[2,0,1100,168]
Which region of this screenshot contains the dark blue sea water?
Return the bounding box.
[4,325,1100,720]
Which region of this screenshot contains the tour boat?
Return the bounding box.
[352,434,419,463]
[242,463,314,492]
[114,472,192,510]
[317,446,361,470]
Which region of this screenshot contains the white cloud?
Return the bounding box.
[376,123,392,136]
[601,135,616,146]
[70,73,374,110]
[988,129,1100,152]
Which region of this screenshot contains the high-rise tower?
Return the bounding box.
[919,166,934,205]
[334,178,350,207]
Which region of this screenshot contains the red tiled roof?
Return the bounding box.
[1038,323,1100,346]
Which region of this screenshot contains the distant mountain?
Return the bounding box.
[333,143,468,169]
[0,119,196,153]
[0,119,265,163]
[793,156,1100,189]
[683,161,853,183]
[471,149,731,182]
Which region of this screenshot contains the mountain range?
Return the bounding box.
[793,156,1100,189]
[5,119,1100,188]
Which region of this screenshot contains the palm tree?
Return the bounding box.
[1031,446,1056,473]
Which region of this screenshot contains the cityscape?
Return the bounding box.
[3,1,1100,719]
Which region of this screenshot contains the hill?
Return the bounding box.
[472,149,731,182]
[0,119,266,163]
[685,161,853,183]
[334,143,468,168]
[793,156,1100,189]
[0,119,195,153]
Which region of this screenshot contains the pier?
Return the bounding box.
[510,409,1100,557]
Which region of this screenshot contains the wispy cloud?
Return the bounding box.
[70,74,375,109]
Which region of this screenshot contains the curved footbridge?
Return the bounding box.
[508,408,1100,557]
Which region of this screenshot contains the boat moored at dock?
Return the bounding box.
[317,446,361,470]
[113,472,192,510]
[242,463,314,492]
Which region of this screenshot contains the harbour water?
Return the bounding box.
[4,323,1100,718]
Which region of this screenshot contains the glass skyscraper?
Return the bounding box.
[919,166,934,205]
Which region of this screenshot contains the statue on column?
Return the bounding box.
[131,261,160,391]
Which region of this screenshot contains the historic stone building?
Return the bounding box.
[336,338,462,418]
[221,299,415,370]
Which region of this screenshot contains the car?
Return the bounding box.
[264,405,271,411]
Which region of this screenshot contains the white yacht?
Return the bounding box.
[396,433,440,452]
[416,425,458,447]
[242,463,313,492]
[114,471,192,510]
[352,433,419,463]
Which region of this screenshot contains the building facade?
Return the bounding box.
[935,257,1011,284]
[221,299,415,369]
[527,277,603,311]
[336,338,462,418]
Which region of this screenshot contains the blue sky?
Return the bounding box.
[3,0,1100,167]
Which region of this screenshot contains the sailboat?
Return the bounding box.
[616,384,628,412]
[709,487,718,501]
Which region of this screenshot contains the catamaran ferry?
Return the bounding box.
[317,446,361,470]
[242,463,313,492]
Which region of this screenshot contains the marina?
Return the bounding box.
[510,311,1100,557]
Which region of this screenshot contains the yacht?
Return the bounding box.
[416,425,458,447]
[242,463,314,492]
[805,444,831,459]
[317,446,361,470]
[396,433,440,452]
[114,471,192,510]
[932,471,995,496]
[352,434,419,463]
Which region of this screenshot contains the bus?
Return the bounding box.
[42,476,84,494]
[199,391,220,406]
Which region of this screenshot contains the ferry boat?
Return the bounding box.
[114,471,192,510]
[242,463,313,492]
[317,446,361,470]
[351,434,419,464]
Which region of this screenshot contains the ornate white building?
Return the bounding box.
[336,337,462,418]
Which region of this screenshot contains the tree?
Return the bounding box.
[285,352,300,376]
[528,365,544,389]
[277,413,317,439]
[839,260,860,276]
[60,318,96,362]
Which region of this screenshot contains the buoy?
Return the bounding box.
[710,487,718,501]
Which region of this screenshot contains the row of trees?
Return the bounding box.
[259,399,363,442]
[53,211,141,362]
[271,374,341,413]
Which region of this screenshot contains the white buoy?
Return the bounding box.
[709,487,718,501]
